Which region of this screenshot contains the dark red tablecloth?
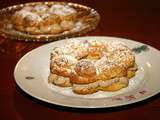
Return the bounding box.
[0,0,160,120]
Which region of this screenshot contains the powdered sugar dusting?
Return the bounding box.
[15,10,42,22]
[49,4,77,16]
[51,40,135,75]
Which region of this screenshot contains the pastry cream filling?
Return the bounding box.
[54,76,70,85]
[73,77,128,90]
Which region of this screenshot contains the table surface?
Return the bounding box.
[0,0,160,120]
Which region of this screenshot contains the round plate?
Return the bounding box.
[14,36,160,108]
[0,2,100,42]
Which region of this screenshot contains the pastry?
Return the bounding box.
[48,40,138,94]
[11,3,78,34]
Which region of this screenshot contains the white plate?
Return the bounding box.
[14,36,160,108]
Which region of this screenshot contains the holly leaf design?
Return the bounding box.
[132,45,149,54]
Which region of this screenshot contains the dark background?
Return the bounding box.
[0,0,160,120]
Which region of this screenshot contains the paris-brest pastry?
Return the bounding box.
[48,40,138,94]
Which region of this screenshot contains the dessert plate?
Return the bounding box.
[14,36,160,108]
[0,2,100,42]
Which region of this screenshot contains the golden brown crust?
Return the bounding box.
[100,82,128,91]
[40,14,61,26]
[50,55,77,77]
[74,59,96,77]
[97,64,127,81]
[73,87,99,95]
[70,72,97,84]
